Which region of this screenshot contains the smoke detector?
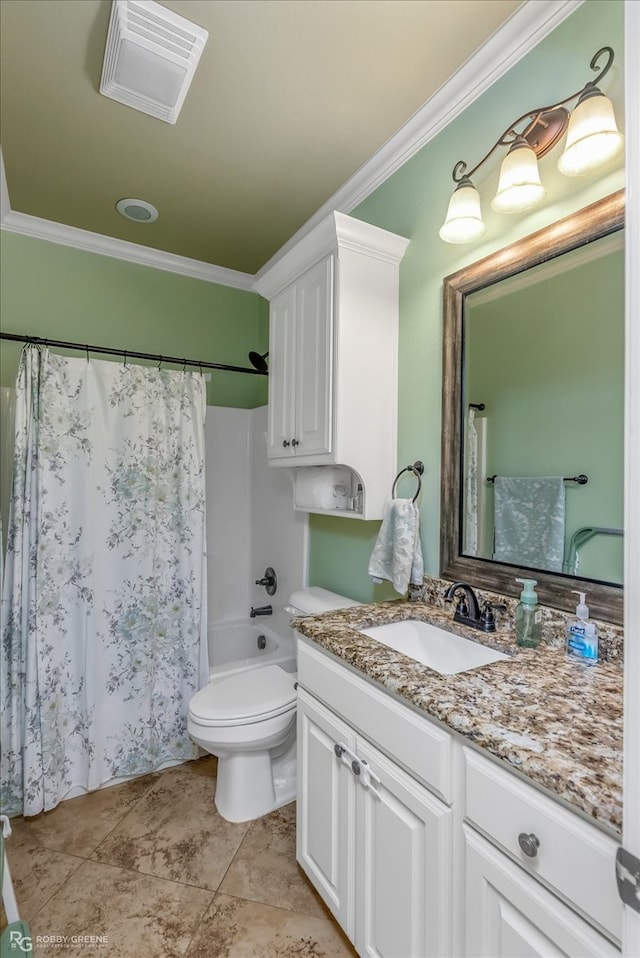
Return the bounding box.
[100,0,208,124]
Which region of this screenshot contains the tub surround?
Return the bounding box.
[293,595,623,835]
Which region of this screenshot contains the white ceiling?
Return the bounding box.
[0,0,524,277]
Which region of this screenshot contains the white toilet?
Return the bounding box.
[187,587,360,823]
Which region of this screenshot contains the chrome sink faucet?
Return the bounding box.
[443,581,505,633]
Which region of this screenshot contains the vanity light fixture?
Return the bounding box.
[439,47,624,244]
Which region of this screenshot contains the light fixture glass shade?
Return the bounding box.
[439,179,485,244]
[557,92,624,176]
[491,140,545,214]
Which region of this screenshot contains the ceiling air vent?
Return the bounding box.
[100,0,208,124]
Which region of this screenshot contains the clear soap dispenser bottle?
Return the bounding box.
[514,578,542,648]
[566,591,599,663]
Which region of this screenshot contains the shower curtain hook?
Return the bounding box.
[157,355,163,370]
[182,358,187,373]
[123,350,127,367]
[85,344,90,362]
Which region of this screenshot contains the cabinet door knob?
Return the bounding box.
[291,438,299,447]
[518,832,540,858]
[334,744,344,759]
[351,760,361,776]
[282,440,290,448]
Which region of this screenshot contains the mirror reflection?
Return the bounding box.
[440,190,625,623]
[462,231,624,585]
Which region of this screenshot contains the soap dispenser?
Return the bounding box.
[566,591,599,663]
[514,578,542,648]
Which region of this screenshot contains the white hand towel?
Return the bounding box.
[368,498,424,595]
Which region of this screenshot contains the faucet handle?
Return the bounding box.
[445,594,469,617]
[255,566,277,596]
[480,600,506,632]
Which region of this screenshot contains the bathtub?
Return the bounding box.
[208,611,296,679]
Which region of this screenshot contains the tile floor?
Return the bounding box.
[2,757,357,957]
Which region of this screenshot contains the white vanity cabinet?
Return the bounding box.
[462,746,621,956]
[253,211,409,520]
[296,635,623,958]
[297,641,453,958]
[464,828,619,957]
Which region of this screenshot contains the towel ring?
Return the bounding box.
[392,461,424,503]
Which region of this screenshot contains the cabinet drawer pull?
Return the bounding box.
[282,439,291,448]
[351,760,361,776]
[291,438,299,447]
[334,743,344,759]
[518,832,540,858]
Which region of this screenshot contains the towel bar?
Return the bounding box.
[392,461,424,502]
[486,474,588,485]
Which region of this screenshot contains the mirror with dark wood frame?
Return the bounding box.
[440,190,624,624]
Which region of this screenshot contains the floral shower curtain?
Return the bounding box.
[1,347,208,817]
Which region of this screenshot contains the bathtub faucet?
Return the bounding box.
[250,605,273,618]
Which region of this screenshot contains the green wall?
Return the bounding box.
[309,0,625,602]
[466,240,624,582]
[0,1,626,604]
[0,233,268,409]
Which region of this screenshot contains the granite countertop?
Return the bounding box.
[293,600,623,835]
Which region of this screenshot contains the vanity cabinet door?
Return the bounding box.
[296,687,356,938]
[355,737,453,958]
[463,827,619,958]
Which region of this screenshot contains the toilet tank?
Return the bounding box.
[286,587,361,616]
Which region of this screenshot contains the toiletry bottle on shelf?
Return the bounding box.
[514,578,542,648]
[566,591,599,663]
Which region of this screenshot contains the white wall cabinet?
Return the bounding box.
[297,686,453,958]
[267,256,333,460]
[296,636,622,958]
[254,212,409,520]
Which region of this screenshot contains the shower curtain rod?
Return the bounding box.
[0,332,268,376]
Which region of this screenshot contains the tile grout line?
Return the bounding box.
[21,852,87,930]
[86,769,173,858]
[10,763,354,954]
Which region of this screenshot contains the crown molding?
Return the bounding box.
[0,151,11,223]
[254,210,410,299]
[0,211,255,291]
[0,154,254,292]
[253,0,583,285]
[2,0,582,292]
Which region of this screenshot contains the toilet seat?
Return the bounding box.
[189,665,297,727]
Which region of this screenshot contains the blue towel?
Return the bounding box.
[368,499,424,594]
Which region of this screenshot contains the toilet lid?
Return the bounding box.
[189,665,297,725]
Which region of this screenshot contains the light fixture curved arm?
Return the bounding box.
[440,46,622,243]
[450,46,616,185]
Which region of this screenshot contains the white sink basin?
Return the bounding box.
[358,620,510,675]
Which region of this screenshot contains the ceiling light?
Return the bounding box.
[439,47,624,244]
[100,0,208,125]
[116,198,158,222]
